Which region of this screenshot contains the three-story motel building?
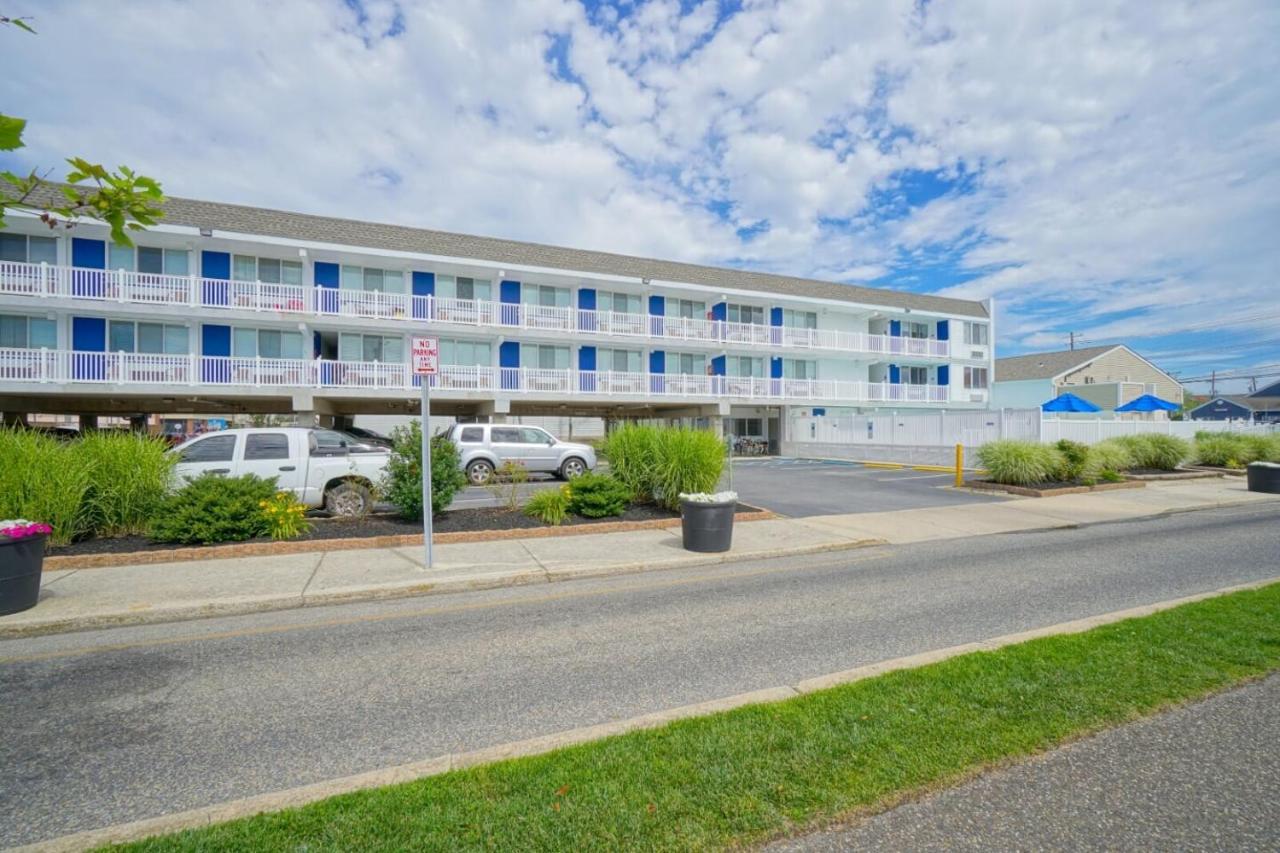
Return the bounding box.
[0,193,993,438]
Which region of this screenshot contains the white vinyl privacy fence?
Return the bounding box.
[788,409,1275,459]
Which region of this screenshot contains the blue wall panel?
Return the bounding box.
[71,238,105,269]
[711,355,726,375]
[499,340,520,390]
[937,365,949,386]
[201,323,231,383]
[201,251,231,306]
[889,364,901,384]
[889,319,901,337]
[411,271,434,319]
[770,356,783,379]
[578,288,596,310]
[711,302,727,322]
[71,316,106,380]
[649,350,665,374]
[936,320,949,341]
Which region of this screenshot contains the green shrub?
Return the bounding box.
[977,440,1065,486]
[150,474,278,545]
[1112,434,1189,471]
[1084,439,1135,480]
[1242,434,1280,463]
[524,486,571,525]
[77,431,176,536]
[1054,439,1090,481]
[652,428,726,510]
[567,473,632,518]
[381,421,466,520]
[602,424,661,500]
[0,428,94,546]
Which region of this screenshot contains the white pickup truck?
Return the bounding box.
[171,427,388,515]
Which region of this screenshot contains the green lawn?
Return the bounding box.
[114,582,1280,852]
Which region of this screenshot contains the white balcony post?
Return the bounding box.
[189,273,198,307]
[189,353,197,386]
[39,261,49,297]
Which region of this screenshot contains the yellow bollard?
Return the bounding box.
[955,443,964,487]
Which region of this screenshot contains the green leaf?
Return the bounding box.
[0,113,26,152]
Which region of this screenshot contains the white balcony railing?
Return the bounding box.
[0,348,965,406]
[0,261,957,359]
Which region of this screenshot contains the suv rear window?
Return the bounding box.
[459,426,484,443]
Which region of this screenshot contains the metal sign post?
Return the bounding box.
[412,337,439,568]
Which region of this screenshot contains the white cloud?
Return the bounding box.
[1,0,1277,373]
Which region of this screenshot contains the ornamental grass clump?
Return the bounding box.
[601,423,661,501]
[523,485,572,525]
[1112,434,1190,471]
[652,427,725,510]
[1084,439,1135,480]
[0,428,93,546]
[1194,433,1249,468]
[977,440,1065,486]
[77,430,175,537]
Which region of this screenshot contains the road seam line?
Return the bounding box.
[20,574,1280,853]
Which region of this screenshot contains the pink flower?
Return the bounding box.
[0,520,52,541]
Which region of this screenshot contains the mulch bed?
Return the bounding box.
[965,479,1146,498]
[44,503,771,570]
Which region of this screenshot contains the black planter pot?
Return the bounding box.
[0,534,46,616]
[1246,462,1280,494]
[680,499,736,553]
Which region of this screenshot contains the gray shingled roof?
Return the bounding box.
[994,345,1119,381]
[32,184,987,318]
[1194,395,1280,412]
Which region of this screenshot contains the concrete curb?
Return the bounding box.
[0,538,887,640]
[19,574,1279,853]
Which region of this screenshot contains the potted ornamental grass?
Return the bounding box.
[0,520,52,615]
[678,491,738,553]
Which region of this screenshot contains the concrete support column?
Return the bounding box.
[2,411,29,428]
[295,411,320,428]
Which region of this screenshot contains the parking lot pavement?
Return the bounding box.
[730,458,1007,518]
[449,478,561,511]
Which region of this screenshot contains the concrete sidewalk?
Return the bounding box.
[4,479,1275,638]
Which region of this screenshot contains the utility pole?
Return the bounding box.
[1210,369,1216,397]
[1068,332,1077,351]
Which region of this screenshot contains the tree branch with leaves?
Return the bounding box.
[1,13,165,246]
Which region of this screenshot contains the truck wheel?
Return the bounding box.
[324,481,371,516]
[466,459,495,486]
[559,457,587,480]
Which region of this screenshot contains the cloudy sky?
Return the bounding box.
[3,0,1278,391]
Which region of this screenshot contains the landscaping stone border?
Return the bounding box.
[1124,469,1223,481]
[44,509,777,571]
[964,479,1146,498]
[1184,465,1247,478]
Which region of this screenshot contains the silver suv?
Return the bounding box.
[446,423,597,485]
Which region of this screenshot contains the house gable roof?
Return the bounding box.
[1251,379,1280,398]
[994,345,1119,382]
[1189,395,1280,414]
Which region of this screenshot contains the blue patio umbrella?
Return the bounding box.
[1041,392,1102,413]
[1115,394,1180,413]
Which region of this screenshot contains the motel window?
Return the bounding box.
[731,418,763,437]
[340,265,406,294]
[232,255,304,286]
[783,309,818,329]
[784,359,817,380]
[728,356,765,378]
[903,321,930,339]
[903,366,929,385]
[726,303,765,325]
[438,338,491,367]
[435,275,492,302]
[0,234,57,265]
[108,321,188,354]
[522,284,570,308]
[110,244,188,276]
[338,333,403,363]
[964,367,989,389]
[597,291,642,315]
[964,323,989,346]
[668,298,706,320]
[598,348,642,373]
[668,352,706,375]
[233,328,305,360]
[521,344,570,370]
[0,314,56,349]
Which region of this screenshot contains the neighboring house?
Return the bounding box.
[992,345,1182,413]
[0,190,994,443]
[1187,395,1280,423]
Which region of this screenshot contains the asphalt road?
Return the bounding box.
[728,458,1008,517]
[771,674,1280,851]
[1,504,1277,847]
